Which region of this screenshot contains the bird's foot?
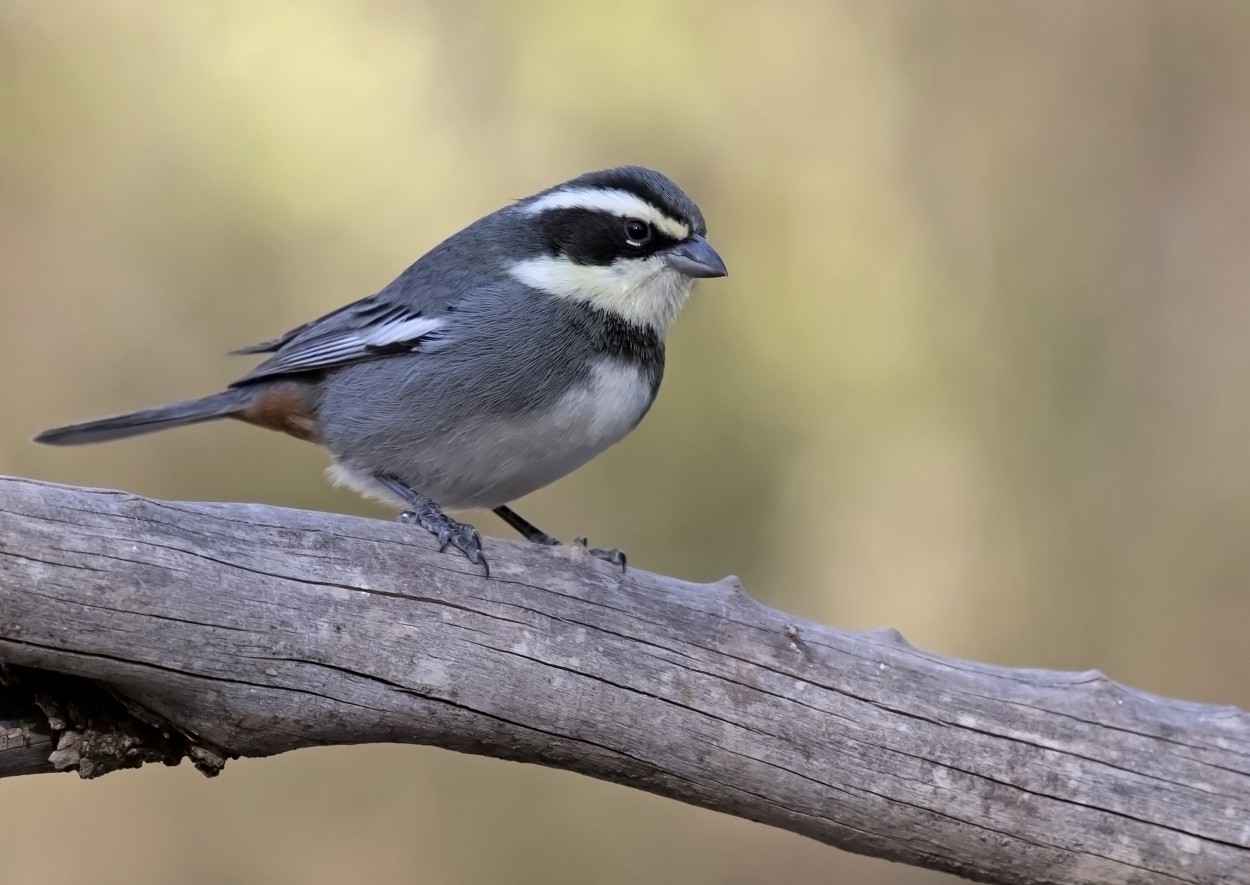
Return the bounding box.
[375,473,489,577]
[398,507,488,577]
[573,536,627,572]
[491,505,626,572]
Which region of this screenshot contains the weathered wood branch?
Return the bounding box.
[1,476,1247,884]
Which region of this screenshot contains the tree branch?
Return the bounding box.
[1,476,1247,884]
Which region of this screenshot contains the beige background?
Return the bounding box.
[4,2,1249,883]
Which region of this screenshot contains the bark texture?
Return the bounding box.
[1,476,1247,884]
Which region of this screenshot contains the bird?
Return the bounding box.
[36,166,728,577]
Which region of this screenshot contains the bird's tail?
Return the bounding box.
[35,389,253,446]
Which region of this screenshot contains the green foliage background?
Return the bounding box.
[3,2,1249,882]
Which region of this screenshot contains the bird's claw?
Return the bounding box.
[399,508,490,578]
[573,536,627,572]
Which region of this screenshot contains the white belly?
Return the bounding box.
[329,359,655,509]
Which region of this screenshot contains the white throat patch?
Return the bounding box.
[509,254,694,330]
[520,187,691,241]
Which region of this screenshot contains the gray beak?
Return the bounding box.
[664,234,728,279]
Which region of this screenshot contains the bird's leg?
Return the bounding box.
[492,505,627,571]
[492,505,560,545]
[375,474,488,577]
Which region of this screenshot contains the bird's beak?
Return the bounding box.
[664,234,728,279]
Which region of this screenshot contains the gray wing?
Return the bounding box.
[230,286,457,386]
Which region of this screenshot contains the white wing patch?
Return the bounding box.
[357,313,444,350]
[238,307,444,381]
[520,187,691,241]
[296,315,440,361]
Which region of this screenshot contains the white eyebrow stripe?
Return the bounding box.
[520,187,691,241]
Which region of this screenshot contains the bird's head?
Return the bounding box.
[508,166,727,331]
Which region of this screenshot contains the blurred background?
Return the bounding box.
[4,1,1250,882]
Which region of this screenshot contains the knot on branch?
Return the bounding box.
[2,665,230,778]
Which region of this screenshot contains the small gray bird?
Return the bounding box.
[37,166,727,575]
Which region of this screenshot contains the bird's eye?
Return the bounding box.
[623,218,652,246]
